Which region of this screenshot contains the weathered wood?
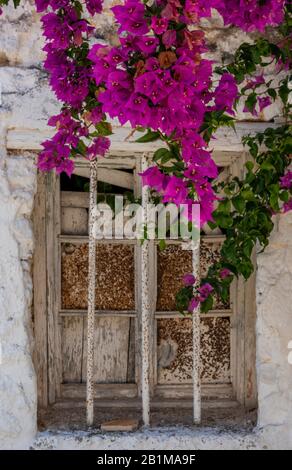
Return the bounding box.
[82,317,133,384]
[59,234,137,244]
[127,318,136,384]
[61,191,89,208]
[59,309,136,317]
[61,316,84,383]
[100,419,139,432]
[61,207,88,235]
[7,122,281,154]
[62,383,137,399]
[244,248,257,409]
[33,171,48,408]
[73,167,134,190]
[56,395,238,409]
[46,172,61,403]
[155,383,234,399]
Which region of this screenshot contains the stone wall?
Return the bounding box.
[0,2,291,449]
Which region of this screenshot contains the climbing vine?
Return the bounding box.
[0,0,291,313]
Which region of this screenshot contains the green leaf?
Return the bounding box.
[136,130,160,143]
[95,121,113,136]
[201,295,213,313]
[260,161,275,171]
[232,195,246,213]
[153,148,171,162]
[245,161,254,171]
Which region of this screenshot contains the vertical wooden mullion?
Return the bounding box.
[134,159,142,396]
[33,171,48,407]
[46,172,61,404]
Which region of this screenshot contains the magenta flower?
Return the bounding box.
[280,171,292,189]
[214,73,238,113]
[188,297,200,312]
[283,199,292,213]
[220,268,231,279]
[139,166,167,192]
[37,139,73,176]
[112,0,148,36]
[258,96,272,112]
[183,273,196,286]
[163,176,188,205]
[85,0,103,16]
[162,30,177,49]
[198,283,214,301]
[87,137,110,160]
[151,17,169,35]
[137,36,159,55]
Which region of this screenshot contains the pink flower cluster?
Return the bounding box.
[88,0,242,224]
[217,0,286,32]
[36,0,110,175]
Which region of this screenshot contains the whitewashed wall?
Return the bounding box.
[0,1,291,449]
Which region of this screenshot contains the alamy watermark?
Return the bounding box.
[91,196,200,242]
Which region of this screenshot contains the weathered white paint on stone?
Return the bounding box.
[0,4,291,450]
[0,126,37,450]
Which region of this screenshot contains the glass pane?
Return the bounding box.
[61,243,135,310]
[157,317,231,384]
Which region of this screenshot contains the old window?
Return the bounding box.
[33,151,257,428]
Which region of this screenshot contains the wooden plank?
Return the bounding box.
[62,383,138,399]
[73,167,134,190]
[155,383,234,399]
[59,309,136,317]
[59,235,137,244]
[7,122,281,153]
[61,207,88,235]
[127,318,136,383]
[61,317,84,383]
[46,172,61,403]
[32,171,48,408]
[244,249,257,409]
[82,317,132,383]
[61,191,89,208]
[57,394,238,409]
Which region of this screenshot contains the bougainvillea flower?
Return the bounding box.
[139,166,167,192]
[183,273,196,286]
[220,268,232,279]
[87,136,110,159]
[280,171,292,189]
[214,73,238,113]
[151,17,169,35]
[188,297,200,312]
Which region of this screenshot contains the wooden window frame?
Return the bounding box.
[33,151,257,411]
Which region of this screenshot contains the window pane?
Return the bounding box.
[61,243,135,310]
[157,241,230,311]
[61,316,135,384]
[157,317,231,384]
